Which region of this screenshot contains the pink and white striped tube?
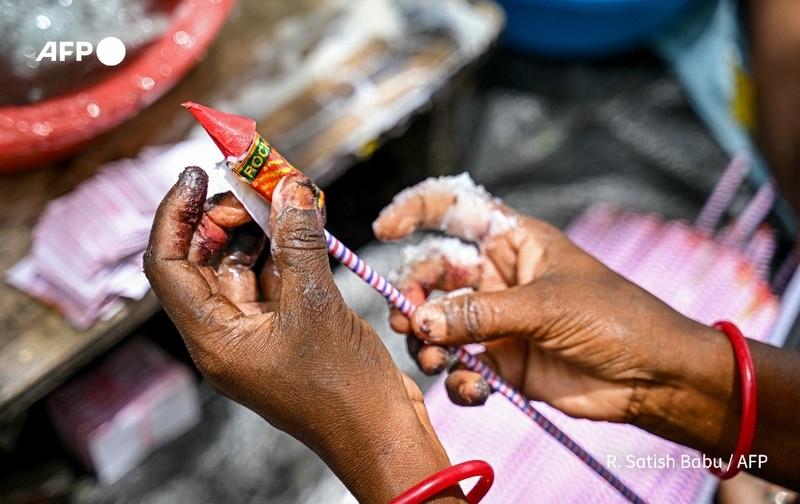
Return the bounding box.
[324,229,646,504]
[694,152,750,235]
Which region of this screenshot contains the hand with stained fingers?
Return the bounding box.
[144,167,464,504]
[372,174,719,425]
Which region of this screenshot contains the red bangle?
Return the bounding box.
[708,321,757,480]
[390,460,494,504]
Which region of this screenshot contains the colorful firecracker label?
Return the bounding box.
[233,134,325,210]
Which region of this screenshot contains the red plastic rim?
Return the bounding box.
[0,0,236,173]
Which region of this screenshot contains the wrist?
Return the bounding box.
[319,403,465,503]
[634,320,741,455]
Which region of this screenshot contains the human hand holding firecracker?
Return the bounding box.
[144,104,472,503]
[144,167,468,503]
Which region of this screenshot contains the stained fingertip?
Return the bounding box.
[177,165,208,191]
[411,302,446,342]
[145,167,208,268]
[270,174,325,241]
[445,370,491,406]
[273,173,323,215]
[174,167,209,224]
[470,376,492,404]
[417,344,451,375]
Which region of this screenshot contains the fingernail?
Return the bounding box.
[414,303,446,342]
[177,167,208,215]
[178,166,207,189]
[274,174,324,216]
[429,362,446,374]
[458,377,490,406]
[429,347,451,374]
[473,378,491,402]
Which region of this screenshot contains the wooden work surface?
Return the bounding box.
[0,0,502,423]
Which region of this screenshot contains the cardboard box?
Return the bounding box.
[47,337,201,485]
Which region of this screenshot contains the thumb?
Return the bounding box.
[410,285,543,346]
[269,174,336,310]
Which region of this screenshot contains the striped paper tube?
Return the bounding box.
[772,250,798,295]
[694,152,750,235]
[721,182,776,247]
[744,226,777,283]
[323,230,647,504]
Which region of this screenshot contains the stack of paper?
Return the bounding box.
[5,136,227,329]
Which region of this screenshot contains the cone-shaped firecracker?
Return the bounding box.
[183,101,325,210]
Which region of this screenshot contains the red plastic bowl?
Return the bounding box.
[0,0,236,173]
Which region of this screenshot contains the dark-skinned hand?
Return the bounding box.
[144,167,465,503]
[373,174,800,490]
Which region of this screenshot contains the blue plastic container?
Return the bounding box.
[495,0,704,58]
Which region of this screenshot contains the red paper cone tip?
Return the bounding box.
[182,102,257,159]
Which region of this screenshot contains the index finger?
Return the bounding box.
[144,167,241,330]
[372,173,518,244]
[145,166,207,263]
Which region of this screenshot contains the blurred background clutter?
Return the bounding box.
[0,0,798,502]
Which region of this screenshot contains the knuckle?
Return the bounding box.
[274,208,323,245]
[459,295,487,340]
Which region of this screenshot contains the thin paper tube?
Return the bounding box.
[694,152,750,235]
[324,230,647,504]
[721,182,776,246]
[744,227,777,282]
[772,250,798,295]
